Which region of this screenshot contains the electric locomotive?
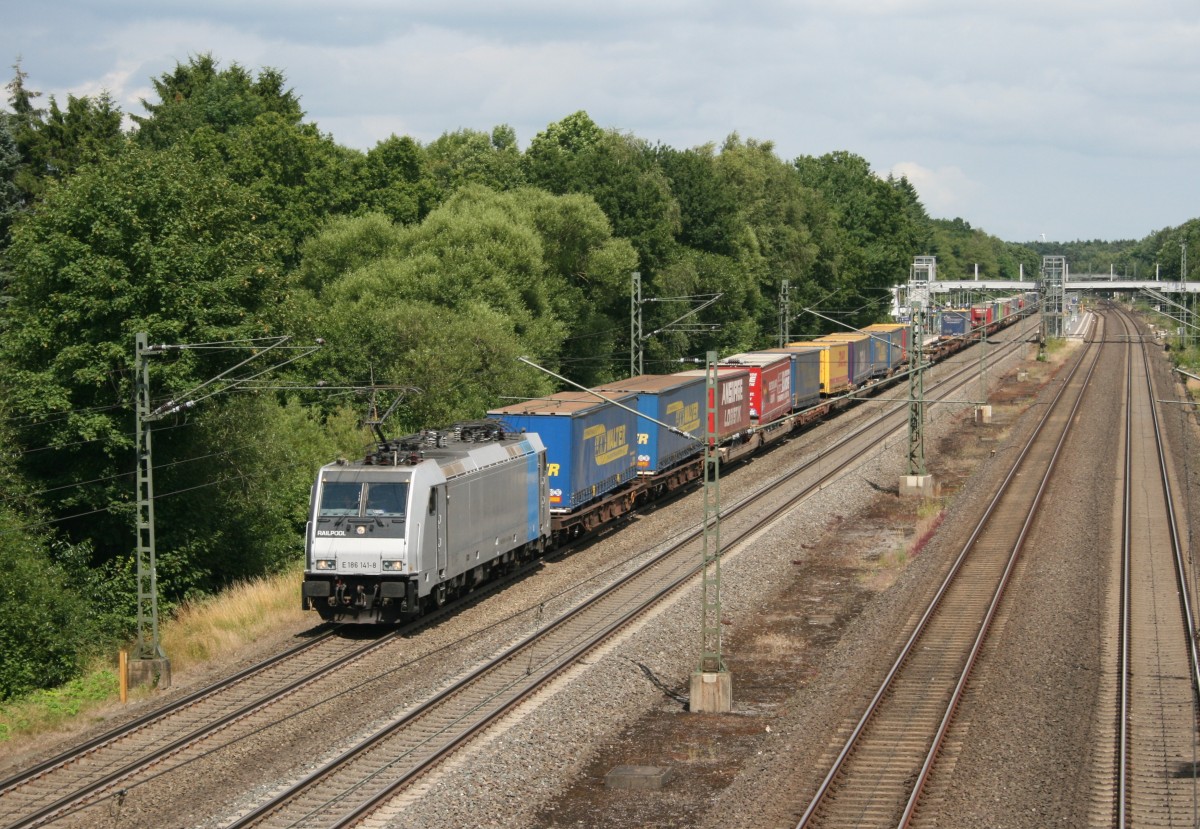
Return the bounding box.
[302,420,550,623]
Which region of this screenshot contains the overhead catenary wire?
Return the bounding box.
[0,401,130,431]
[147,338,323,417]
[0,449,342,540]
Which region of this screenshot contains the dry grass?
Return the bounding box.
[752,632,803,659]
[1,568,305,745]
[160,568,307,675]
[878,546,909,569]
[909,503,946,559]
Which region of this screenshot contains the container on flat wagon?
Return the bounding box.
[820,332,875,382]
[759,345,822,411]
[718,352,793,423]
[861,323,908,372]
[591,374,704,475]
[488,390,638,512]
[789,340,851,395]
[673,367,752,439]
[812,335,868,387]
[970,304,993,328]
[940,309,970,337]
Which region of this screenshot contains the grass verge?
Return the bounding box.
[0,567,306,747]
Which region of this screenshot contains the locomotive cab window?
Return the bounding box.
[365,482,409,517]
[319,482,362,516]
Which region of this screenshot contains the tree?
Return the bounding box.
[161,396,367,585]
[4,58,42,140]
[220,112,368,266]
[132,54,303,149]
[3,61,127,206]
[0,398,96,699]
[361,134,435,225]
[0,115,21,247]
[425,126,525,199]
[0,142,288,572]
[294,212,406,295]
[794,152,928,326]
[0,511,94,698]
[713,135,832,339]
[655,143,744,257]
[524,112,680,274]
[303,185,638,407]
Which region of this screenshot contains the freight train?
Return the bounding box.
[302,293,1036,623]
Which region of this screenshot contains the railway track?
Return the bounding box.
[0,629,408,829]
[791,312,1104,828]
[0,560,553,829]
[1110,306,1200,827]
[0,315,1037,829]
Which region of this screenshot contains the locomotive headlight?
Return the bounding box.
[314,559,336,571]
[381,560,403,571]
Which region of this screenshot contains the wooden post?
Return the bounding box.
[119,649,128,704]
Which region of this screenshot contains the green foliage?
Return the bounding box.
[322,298,548,430]
[132,54,303,149]
[928,217,1037,282]
[0,504,94,699]
[1110,218,1200,282]
[303,185,637,416]
[525,110,604,163]
[156,397,366,586]
[655,143,744,257]
[220,113,368,266]
[18,92,125,199]
[525,112,680,274]
[0,395,100,700]
[0,668,117,736]
[129,56,364,268]
[425,126,525,197]
[295,212,406,295]
[712,136,826,338]
[646,249,759,364]
[362,134,436,225]
[3,60,126,207]
[0,114,20,246]
[794,152,927,326]
[0,141,287,564]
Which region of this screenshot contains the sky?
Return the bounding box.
[3,1,1198,243]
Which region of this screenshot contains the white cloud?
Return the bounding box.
[889,161,979,218]
[3,1,1198,240]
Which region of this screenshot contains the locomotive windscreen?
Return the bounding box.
[364,483,407,517]
[318,481,409,518]
[319,482,362,516]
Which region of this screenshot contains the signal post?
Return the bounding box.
[690,351,732,713]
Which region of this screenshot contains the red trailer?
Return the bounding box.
[673,367,752,439]
[718,352,793,423]
[970,304,994,328]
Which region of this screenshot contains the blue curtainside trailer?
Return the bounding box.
[489,391,639,512]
